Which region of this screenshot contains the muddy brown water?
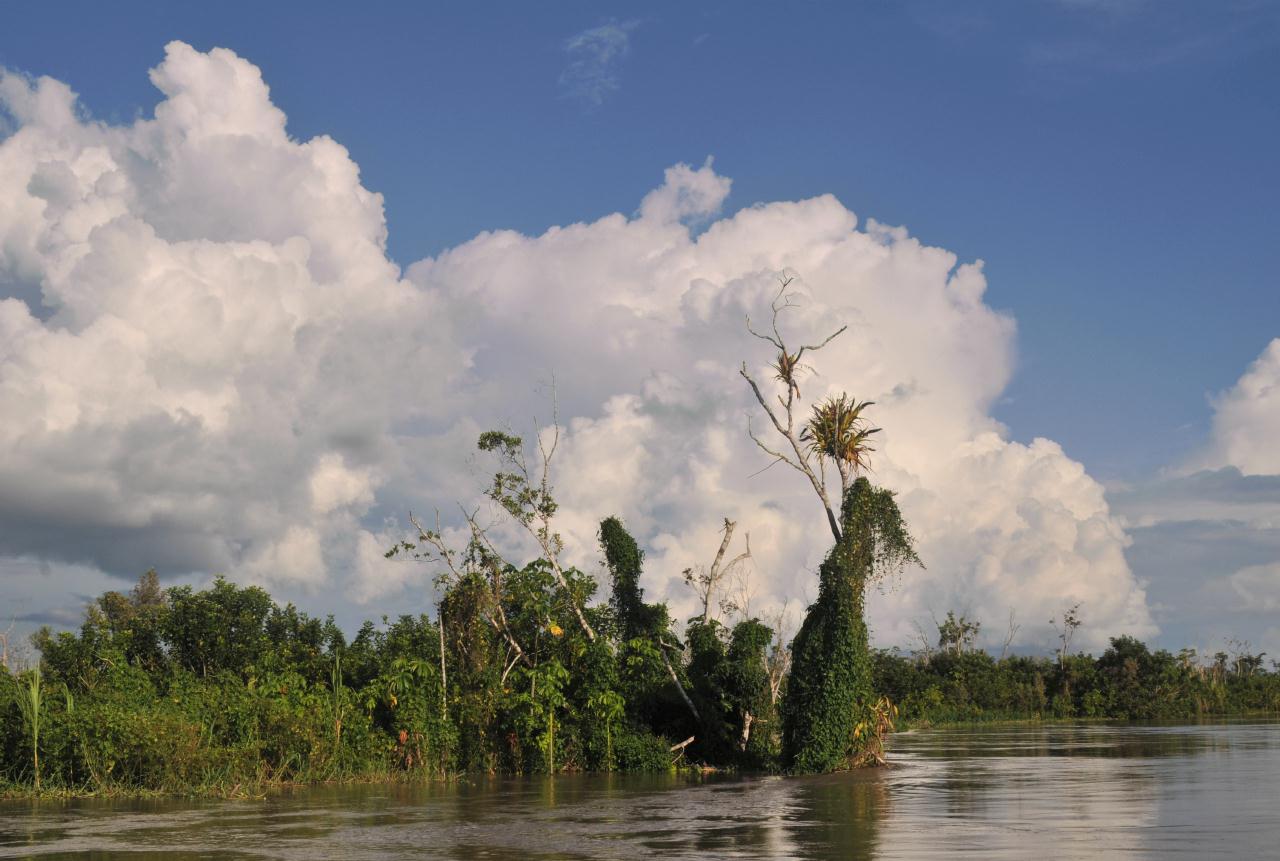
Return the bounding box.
[2,721,1277,859]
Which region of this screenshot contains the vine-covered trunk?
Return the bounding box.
[781,478,917,773]
[781,556,872,772]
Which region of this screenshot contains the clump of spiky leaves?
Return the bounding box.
[771,349,805,400]
[782,478,919,773]
[801,394,880,483]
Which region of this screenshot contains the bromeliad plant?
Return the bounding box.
[802,393,880,491]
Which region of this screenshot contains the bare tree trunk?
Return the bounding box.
[738,279,848,544]
[699,520,752,625]
[661,645,700,722]
[765,603,793,704]
[438,600,448,721]
[530,412,599,643]
[486,612,530,674]
[542,550,597,642]
[999,609,1020,661]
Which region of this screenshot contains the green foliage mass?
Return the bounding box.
[3,467,1276,796]
[3,563,1278,795]
[782,478,920,773]
[875,636,1280,726]
[599,517,650,643]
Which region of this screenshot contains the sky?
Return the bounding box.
[1,1,1277,663]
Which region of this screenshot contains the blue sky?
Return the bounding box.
[1,1,1278,657]
[6,1,1276,478]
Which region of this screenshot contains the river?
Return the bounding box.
[2,720,1277,859]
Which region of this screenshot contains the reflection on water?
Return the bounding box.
[2,721,1277,860]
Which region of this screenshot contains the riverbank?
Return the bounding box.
[4,723,1278,860]
[8,711,1280,801]
[7,577,1277,799]
[898,709,1280,732]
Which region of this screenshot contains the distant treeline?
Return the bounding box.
[876,639,1279,727]
[3,564,1276,796]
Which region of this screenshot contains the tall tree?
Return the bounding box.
[782,478,919,772]
[599,516,700,723]
[739,277,860,542]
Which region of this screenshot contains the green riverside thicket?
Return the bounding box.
[4,483,1277,796]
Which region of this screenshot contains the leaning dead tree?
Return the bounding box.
[764,601,794,705]
[478,414,598,644]
[683,518,752,625]
[739,277,879,543]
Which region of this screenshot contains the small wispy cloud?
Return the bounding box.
[559,19,639,108]
[1051,0,1149,14]
[1026,0,1278,76]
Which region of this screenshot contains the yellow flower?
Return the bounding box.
[549,623,564,637]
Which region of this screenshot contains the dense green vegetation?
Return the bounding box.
[876,634,1280,727]
[4,298,1276,797]
[0,508,786,795]
[3,556,1277,796]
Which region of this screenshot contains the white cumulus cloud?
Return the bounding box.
[1196,339,1280,476]
[0,43,1155,651]
[0,41,465,594]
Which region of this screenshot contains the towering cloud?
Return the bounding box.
[0,43,1154,650]
[1196,339,1280,476]
[0,43,461,589]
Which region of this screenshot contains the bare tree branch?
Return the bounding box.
[738,278,848,542]
[481,405,599,644]
[765,601,794,704]
[999,609,1021,661]
[798,325,848,356]
[686,519,753,626]
[660,642,701,722]
[702,520,737,625]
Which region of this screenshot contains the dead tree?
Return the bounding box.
[739,277,859,543]
[999,609,1021,661]
[683,519,752,626]
[478,402,598,643]
[1051,602,1082,666]
[764,601,794,705]
[660,642,701,722]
